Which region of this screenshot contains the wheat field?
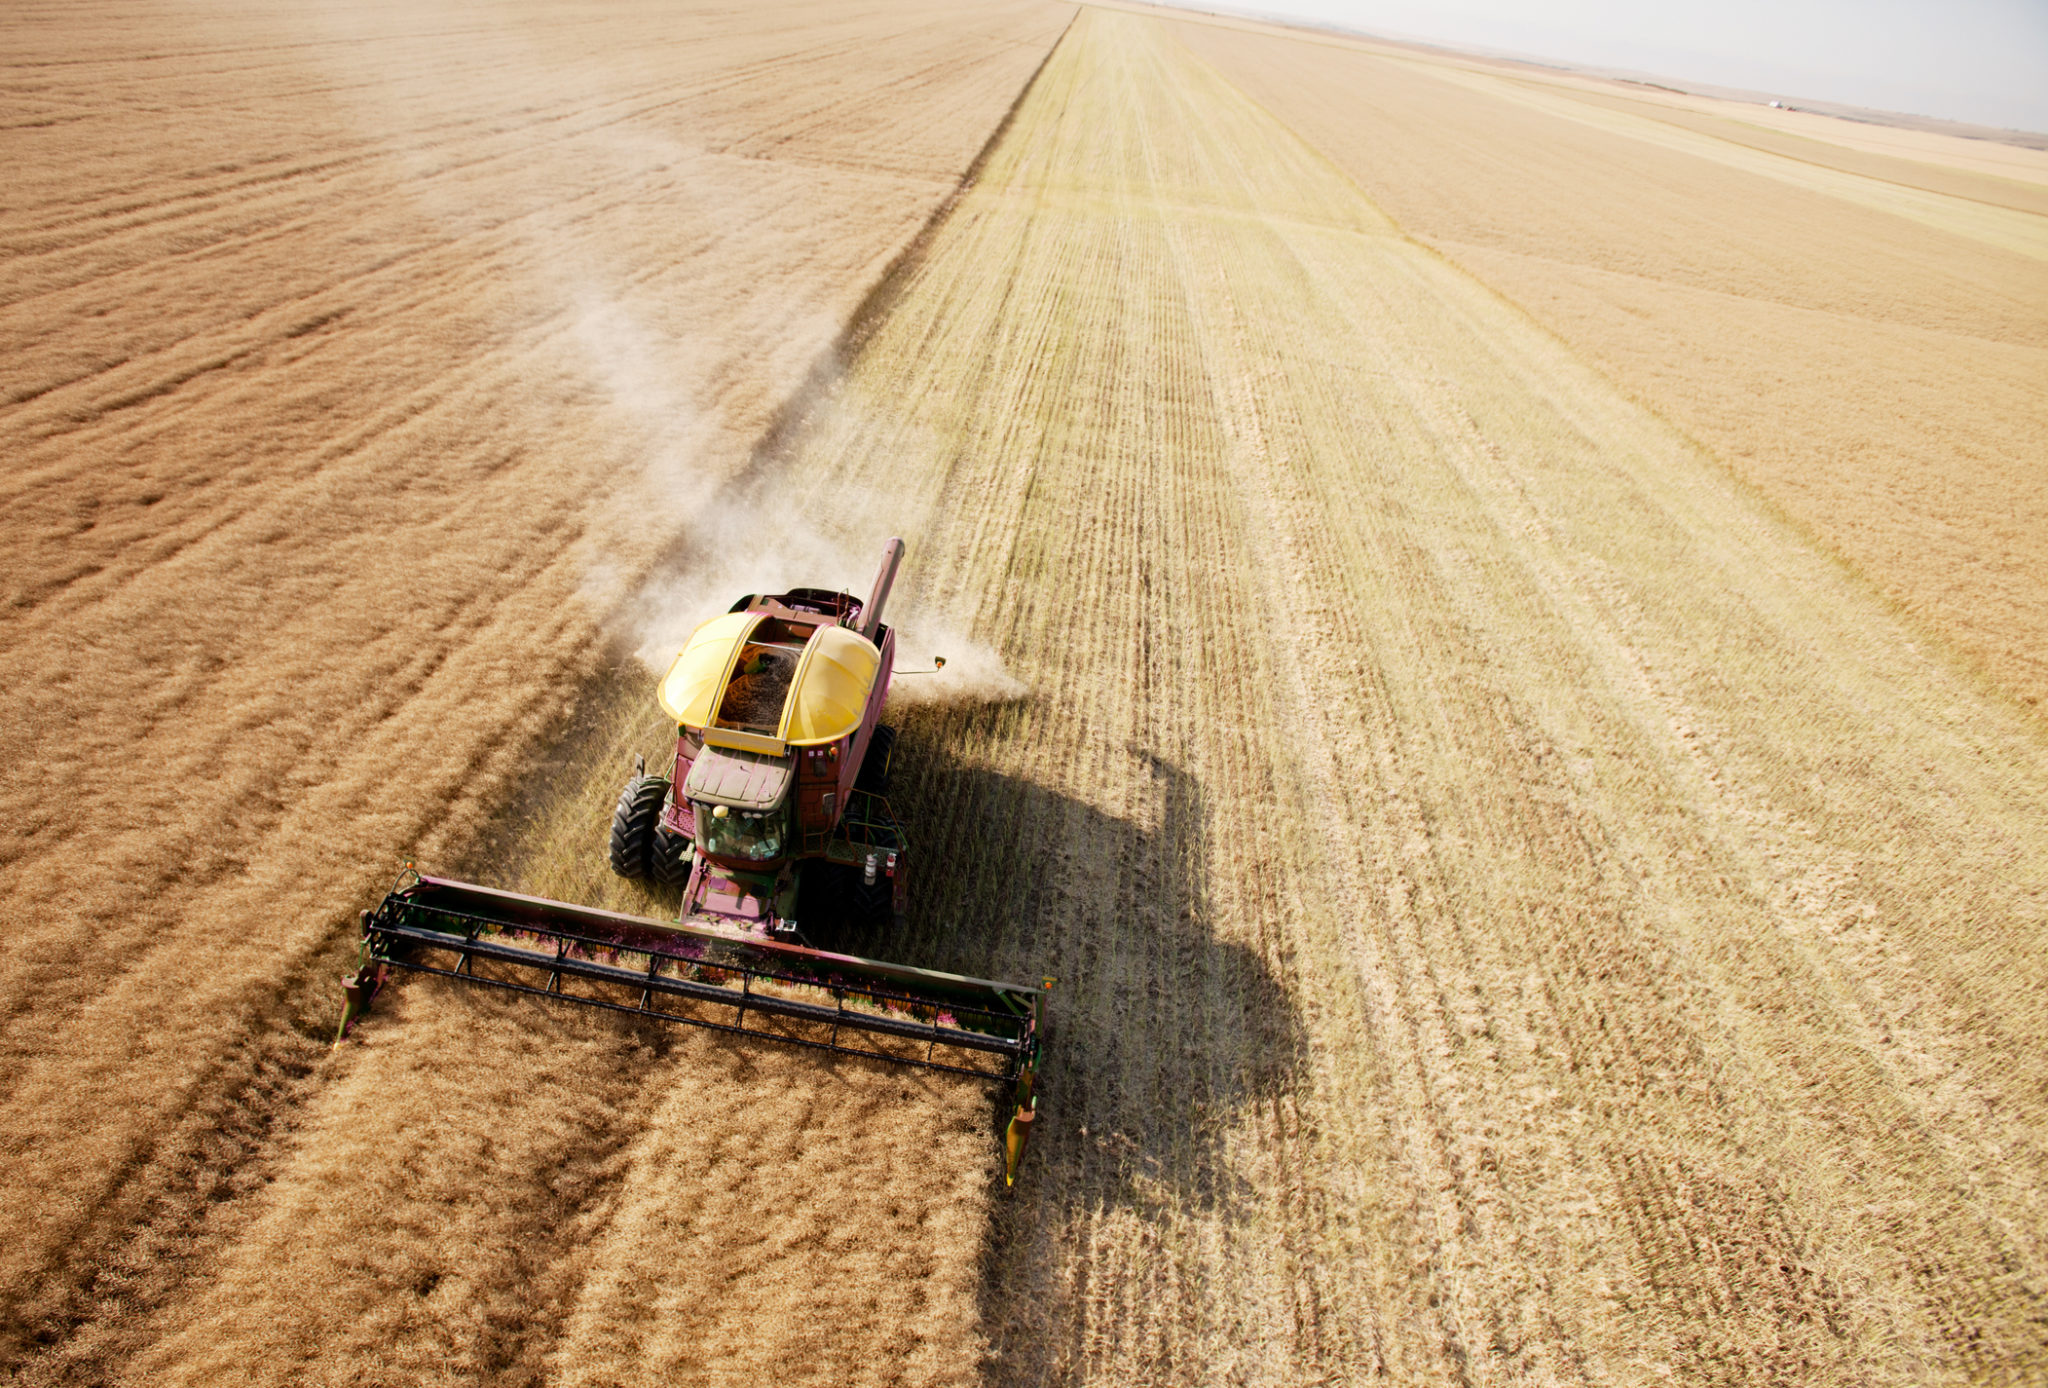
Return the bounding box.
[5,2,2046,1384]
[0,0,1067,1381]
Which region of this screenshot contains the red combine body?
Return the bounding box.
[606,537,912,945]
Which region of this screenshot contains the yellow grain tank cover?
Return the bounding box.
[779,624,881,746]
[656,613,880,748]
[657,612,759,729]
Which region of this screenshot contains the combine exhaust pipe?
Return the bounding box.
[859,538,905,642]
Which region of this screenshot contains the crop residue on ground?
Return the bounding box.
[4,2,2045,1385]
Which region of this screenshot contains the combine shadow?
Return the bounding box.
[829,702,1306,1372]
[454,673,1302,1378]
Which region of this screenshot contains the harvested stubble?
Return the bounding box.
[1169,14,2048,718]
[604,10,2041,1382]
[0,0,1068,1381]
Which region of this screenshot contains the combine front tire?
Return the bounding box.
[608,775,669,878]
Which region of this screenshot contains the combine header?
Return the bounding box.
[337,540,1046,1184]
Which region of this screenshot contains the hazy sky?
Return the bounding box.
[1172,0,2048,132]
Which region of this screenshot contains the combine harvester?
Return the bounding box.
[336,540,1047,1184]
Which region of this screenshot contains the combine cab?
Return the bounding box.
[337,540,1046,1185]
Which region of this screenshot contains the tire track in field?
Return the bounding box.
[620,10,2047,1381]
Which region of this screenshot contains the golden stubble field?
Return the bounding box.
[1168,10,2048,715]
[5,2,2047,1385]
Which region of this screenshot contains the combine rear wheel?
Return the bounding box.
[608,775,669,878]
[850,875,894,932]
[849,844,902,932]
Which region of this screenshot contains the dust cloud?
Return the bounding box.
[887,623,1031,708]
[278,0,1042,704]
[617,366,1033,711]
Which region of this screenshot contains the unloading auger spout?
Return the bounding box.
[335,540,1049,1186]
[859,537,903,642]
